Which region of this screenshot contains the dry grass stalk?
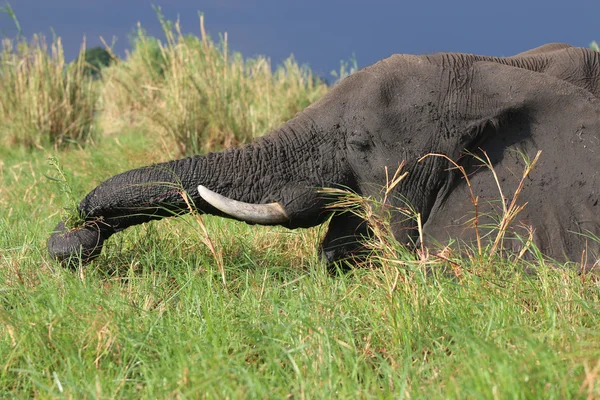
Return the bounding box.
[319,148,545,282]
[420,149,541,260]
[419,153,482,257]
[476,150,542,257]
[322,163,415,275]
[180,190,226,286]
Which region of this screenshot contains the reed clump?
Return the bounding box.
[99,11,328,155]
[0,35,98,148]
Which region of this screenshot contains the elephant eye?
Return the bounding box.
[348,137,373,152]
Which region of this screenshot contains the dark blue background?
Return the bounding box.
[7,0,599,78]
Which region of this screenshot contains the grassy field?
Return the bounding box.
[1,12,600,399]
[2,132,600,398]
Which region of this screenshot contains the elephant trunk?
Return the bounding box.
[79,155,215,233]
[48,114,343,264]
[47,154,226,264]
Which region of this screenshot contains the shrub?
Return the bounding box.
[82,46,114,79]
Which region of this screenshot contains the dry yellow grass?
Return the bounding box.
[98,14,328,155]
[0,35,98,148]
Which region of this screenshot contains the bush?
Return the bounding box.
[82,46,114,79]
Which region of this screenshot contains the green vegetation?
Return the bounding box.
[81,46,114,79]
[45,157,86,229]
[1,10,600,398]
[0,9,326,154]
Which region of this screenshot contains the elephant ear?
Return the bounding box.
[463,60,600,141]
[424,61,600,263]
[470,60,598,111]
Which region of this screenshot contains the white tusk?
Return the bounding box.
[198,185,289,224]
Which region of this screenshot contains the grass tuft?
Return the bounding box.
[0,35,98,148]
[0,8,327,154]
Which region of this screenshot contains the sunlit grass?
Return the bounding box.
[99,10,328,155]
[2,130,600,398]
[0,9,327,156]
[0,35,98,148]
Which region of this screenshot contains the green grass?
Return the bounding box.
[2,130,600,398]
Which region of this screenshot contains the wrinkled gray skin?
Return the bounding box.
[48,43,600,267]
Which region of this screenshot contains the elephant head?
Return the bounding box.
[48,45,600,267]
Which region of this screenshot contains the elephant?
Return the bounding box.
[510,42,573,57]
[48,44,600,267]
